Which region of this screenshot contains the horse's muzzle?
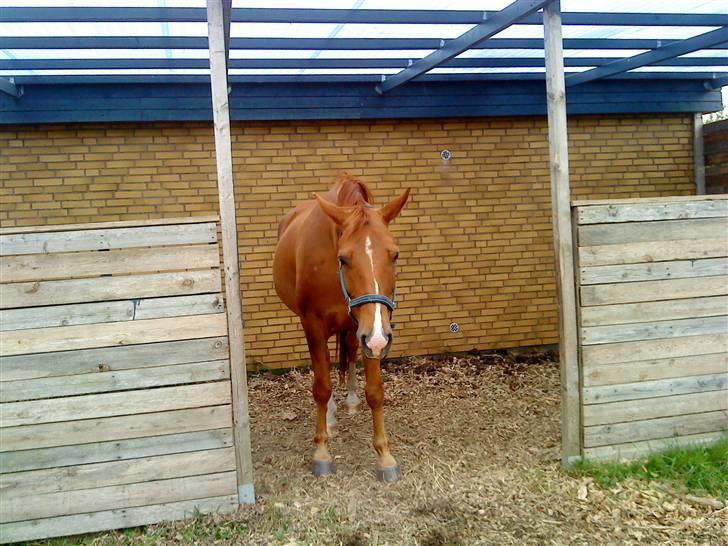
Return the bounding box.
[361,332,393,360]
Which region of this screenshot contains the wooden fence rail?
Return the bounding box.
[0,217,250,543]
[572,195,728,461]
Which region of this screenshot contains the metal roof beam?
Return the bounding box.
[4,36,728,51]
[566,26,728,87]
[2,7,727,26]
[0,77,22,97]
[375,0,552,94]
[9,72,726,85]
[5,57,727,71]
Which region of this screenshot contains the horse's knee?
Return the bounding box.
[313,381,332,406]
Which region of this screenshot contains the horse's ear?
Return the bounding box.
[315,194,349,226]
[380,188,411,224]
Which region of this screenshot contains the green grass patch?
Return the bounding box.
[572,435,728,499]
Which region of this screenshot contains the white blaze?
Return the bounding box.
[365,236,388,356]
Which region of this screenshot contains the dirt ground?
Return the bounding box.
[228,352,726,546]
[43,352,727,546]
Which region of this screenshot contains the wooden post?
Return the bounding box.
[206,0,255,504]
[694,113,706,195]
[543,1,581,465]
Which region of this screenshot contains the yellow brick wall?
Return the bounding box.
[0,115,695,368]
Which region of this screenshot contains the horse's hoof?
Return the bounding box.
[376,465,401,483]
[312,459,336,477]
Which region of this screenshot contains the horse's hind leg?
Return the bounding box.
[303,320,335,476]
[343,330,361,414]
[363,356,400,482]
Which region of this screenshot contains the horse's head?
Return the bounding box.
[316,188,410,359]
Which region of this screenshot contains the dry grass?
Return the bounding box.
[30,352,727,546]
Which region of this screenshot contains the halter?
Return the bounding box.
[338,258,396,322]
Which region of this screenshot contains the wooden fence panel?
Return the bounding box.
[0,217,250,543]
[573,196,728,461]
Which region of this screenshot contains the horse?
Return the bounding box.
[273,172,410,482]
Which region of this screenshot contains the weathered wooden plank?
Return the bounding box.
[1,360,230,402]
[133,293,224,320]
[584,353,728,387]
[1,447,236,497]
[580,276,728,306]
[579,238,728,267]
[578,217,728,247]
[0,470,237,523]
[1,300,132,331]
[582,334,728,366]
[0,405,232,452]
[0,429,233,473]
[0,222,217,256]
[583,390,728,426]
[583,373,728,405]
[0,494,237,544]
[583,410,728,447]
[0,244,219,284]
[0,294,224,332]
[581,315,728,345]
[0,337,228,382]
[576,198,728,224]
[579,257,728,285]
[0,270,221,309]
[0,313,227,356]
[580,296,728,327]
[0,216,220,236]
[583,431,725,461]
[1,381,231,428]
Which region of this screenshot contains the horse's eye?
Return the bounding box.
[338,256,351,267]
[392,251,400,263]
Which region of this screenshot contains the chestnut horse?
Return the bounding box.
[273,173,410,482]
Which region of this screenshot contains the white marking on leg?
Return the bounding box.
[365,236,387,356]
[326,393,337,436]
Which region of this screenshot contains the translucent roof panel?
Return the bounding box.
[0,0,726,85]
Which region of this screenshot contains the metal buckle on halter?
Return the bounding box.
[338,259,396,322]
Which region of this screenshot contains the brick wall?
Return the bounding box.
[0,115,695,368]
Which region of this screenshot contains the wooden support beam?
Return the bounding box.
[543,1,581,466]
[566,26,728,87]
[206,0,255,505]
[375,0,552,94]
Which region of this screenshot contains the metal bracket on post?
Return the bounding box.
[0,77,24,98]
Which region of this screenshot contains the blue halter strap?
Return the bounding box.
[338,259,396,319]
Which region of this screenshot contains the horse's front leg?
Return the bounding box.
[363,356,400,482]
[303,321,335,477]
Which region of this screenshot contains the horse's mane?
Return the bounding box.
[332,172,375,230]
[334,172,373,208]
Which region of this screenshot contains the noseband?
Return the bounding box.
[338,258,396,322]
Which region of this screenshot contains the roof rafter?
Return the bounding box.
[375,0,553,94]
[3,37,728,51]
[5,57,727,71]
[2,7,727,26]
[566,26,728,87]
